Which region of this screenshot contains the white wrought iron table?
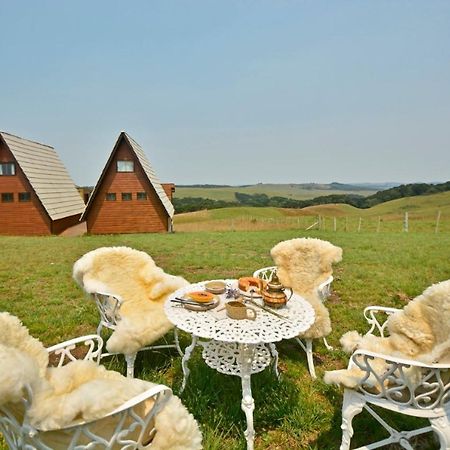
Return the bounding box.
[164,279,315,450]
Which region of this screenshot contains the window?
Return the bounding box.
[1,193,13,202]
[106,193,116,201]
[137,192,147,200]
[117,161,134,172]
[0,163,15,176]
[122,192,132,201]
[19,192,31,202]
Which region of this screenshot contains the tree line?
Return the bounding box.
[173,181,450,213]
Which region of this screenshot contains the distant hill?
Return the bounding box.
[173,181,450,213]
[174,182,380,202]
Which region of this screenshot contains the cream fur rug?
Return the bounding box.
[270,238,342,339]
[73,246,189,355]
[0,312,202,449]
[324,279,450,390]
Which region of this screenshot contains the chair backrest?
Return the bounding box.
[269,238,342,298]
[0,382,173,449]
[91,291,123,334]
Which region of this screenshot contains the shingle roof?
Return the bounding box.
[123,132,174,217]
[0,132,85,221]
[82,131,174,219]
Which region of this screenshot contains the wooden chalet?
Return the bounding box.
[0,131,85,236]
[81,132,174,234]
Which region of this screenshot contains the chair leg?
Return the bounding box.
[322,336,333,351]
[340,389,366,450]
[305,339,316,379]
[125,353,137,378]
[430,415,450,450]
[294,337,316,379]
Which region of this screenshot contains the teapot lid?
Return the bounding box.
[267,272,283,290]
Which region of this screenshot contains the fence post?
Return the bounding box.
[333,217,337,232]
[403,212,408,232]
[358,217,362,232]
[435,210,441,233]
[377,216,381,233]
[345,217,348,232]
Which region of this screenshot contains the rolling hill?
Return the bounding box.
[174,182,381,201]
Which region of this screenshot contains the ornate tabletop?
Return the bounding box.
[165,279,315,344]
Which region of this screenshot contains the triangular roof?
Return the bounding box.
[0,131,85,221]
[82,132,174,220]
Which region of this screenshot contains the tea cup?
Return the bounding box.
[226,301,257,320]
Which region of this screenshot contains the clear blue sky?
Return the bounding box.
[1,1,449,186]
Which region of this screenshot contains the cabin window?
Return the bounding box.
[19,192,31,202]
[117,161,134,172]
[106,193,116,201]
[122,192,132,201]
[137,192,147,200]
[1,193,14,202]
[0,162,15,176]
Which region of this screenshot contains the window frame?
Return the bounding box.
[116,160,134,173]
[105,193,117,201]
[0,162,16,176]
[121,192,132,201]
[18,192,31,202]
[137,192,148,201]
[1,193,14,203]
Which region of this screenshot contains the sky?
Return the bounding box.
[1,1,449,187]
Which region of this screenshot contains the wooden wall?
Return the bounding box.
[0,141,51,235]
[86,140,169,234]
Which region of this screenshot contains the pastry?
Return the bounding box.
[238,277,262,293]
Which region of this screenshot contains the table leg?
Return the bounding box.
[268,343,280,379]
[181,334,198,393]
[238,343,255,450]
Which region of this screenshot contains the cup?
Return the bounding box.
[226,301,257,320]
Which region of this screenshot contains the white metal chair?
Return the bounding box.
[92,291,183,378]
[73,247,188,379]
[253,266,334,378]
[0,334,175,450]
[337,306,450,450]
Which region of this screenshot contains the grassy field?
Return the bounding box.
[174,191,450,233]
[1,230,450,449]
[174,183,377,201]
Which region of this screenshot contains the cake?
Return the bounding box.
[238,277,263,293]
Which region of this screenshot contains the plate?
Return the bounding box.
[204,281,226,294]
[183,295,220,311]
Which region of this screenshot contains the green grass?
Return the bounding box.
[1,230,450,449]
[174,184,377,201]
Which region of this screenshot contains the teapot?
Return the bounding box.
[261,272,293,309]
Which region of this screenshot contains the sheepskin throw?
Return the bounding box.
[324,279,450,390]
[0,312,202,450]
[73,246,189,355]
[270,238,342,339]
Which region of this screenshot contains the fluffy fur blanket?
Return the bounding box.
[270,238,343,339]
[73,246,189,355]
[0,312,202,450]
[324,279,450,390]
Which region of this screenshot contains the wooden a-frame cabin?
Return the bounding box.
[81,132,174,234]
[0,131,85,235]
